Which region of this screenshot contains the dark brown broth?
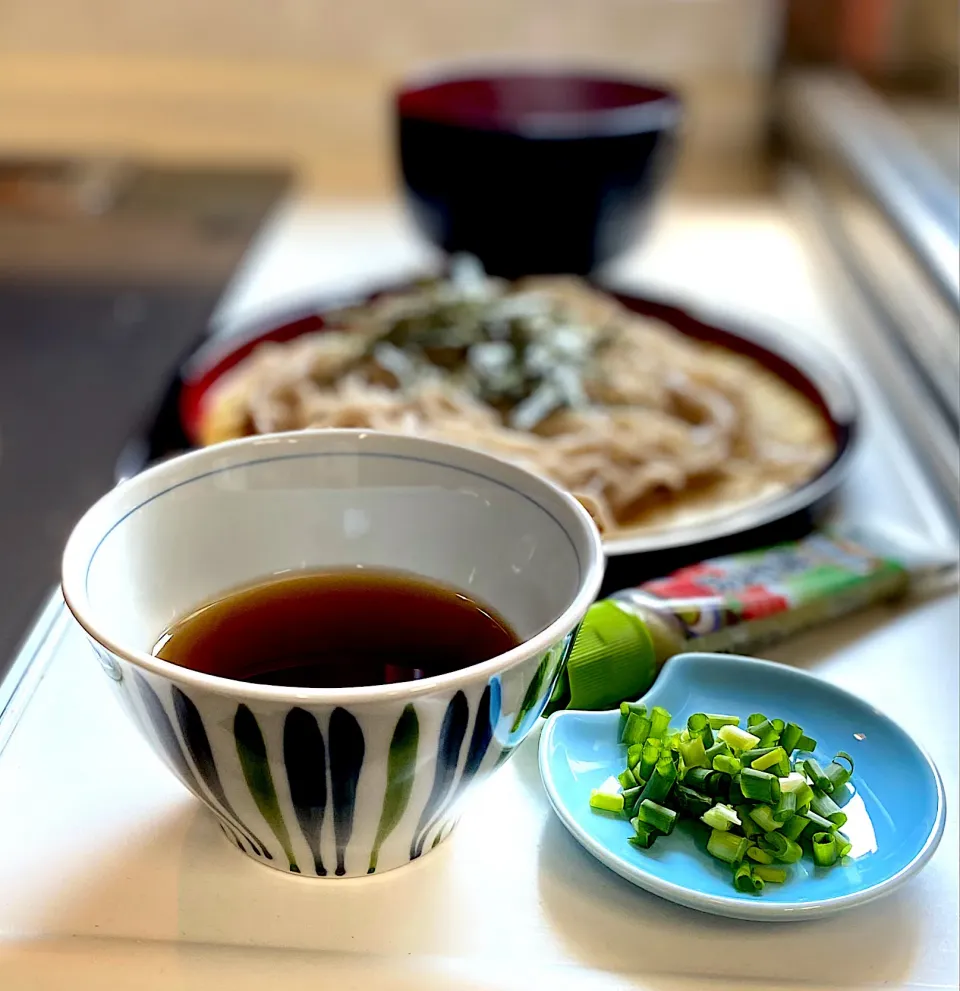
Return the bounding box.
[152,569,519,688]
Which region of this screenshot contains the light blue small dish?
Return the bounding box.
[539,652,946,921]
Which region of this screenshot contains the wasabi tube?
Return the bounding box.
[554,524,957,711]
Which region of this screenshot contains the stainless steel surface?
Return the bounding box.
[781,166,960,521]
[780,71,960,313]
[777,71,960,521]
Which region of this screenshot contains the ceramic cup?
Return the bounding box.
[62,430,604,877]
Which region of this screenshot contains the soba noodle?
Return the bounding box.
[200,274,835,536]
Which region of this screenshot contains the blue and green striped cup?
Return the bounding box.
[62,430,604,876]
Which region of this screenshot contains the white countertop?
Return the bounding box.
[0,197,957,990]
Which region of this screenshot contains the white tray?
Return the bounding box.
[1,202,957,990]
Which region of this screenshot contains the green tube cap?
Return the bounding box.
[566,600,657,710]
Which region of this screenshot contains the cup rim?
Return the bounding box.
[395,59,682,138]
[62,429,605,704]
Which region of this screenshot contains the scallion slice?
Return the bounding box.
[638,741,659,782]
[752,865,787,883]
[812,831,838,867]
[746,844,775,864]
[712,754,742,775]
[734,863,763,893]
[810,790,847,828]
[628,821,659,849]
[803,809,837,833]
[823,752,855,793]
[649,706,671,740]
[748,805,782,833]
[833,830,853,859]
[774,791,798,822]
[718,724,761,752]
[705,740,730,761]
[679,735,709,769]
[675,784,713,818]
[589,790,624,813]
[617,768,637,790]
[622,713,652,747]
[740,747,777,765]
[706,714,741,729]
[707,829,750,864]
[739,768,782,804]
[701,803,741,832]
[763,831,803,864]
[781,815,811,841]
[751,747,787,772]
[637,799,678,835]
[780,722,803,753]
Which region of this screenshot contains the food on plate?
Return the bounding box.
[589,705,856,895]
[200,258,836,537]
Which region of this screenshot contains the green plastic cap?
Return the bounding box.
[566,600,657,710]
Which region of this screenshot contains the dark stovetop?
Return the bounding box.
[0,159,288,682]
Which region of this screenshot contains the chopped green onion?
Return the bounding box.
[804,809,837,833]
[649,706,671,740]
[675,784,713,818]
[679,736,709,769]
[686,713,715,749]
[801,758,831,792]
[593,705,854,897]
[810,790,847,828]
[780,722,803,753]
[823,752,855,792]
[638,741,659,782]
[706,714,741,729]
[734,863,763,893]
[740,768,781,804]
[833,830,853,859]
[617,768,637,790]
[737,805,763,837]
[707,829,750,864]
[637,799,678,835]
[763,832,803,863]
[740,747,776,765]
[774,791,798,822]
[718,724,761,751]
[704,740,730,761]
[779,772,807,793]
[713,754,742,776]
[748,719,778,743]
[748,805,782,833]
[751,747,787,772]
[746,844,775,864]
[781,815,811,841]
[622,713,652,747]
[752,865,787,883]
[628,821,659,849]
[701,803,741,831]
[589,790,624,813]
[637,758,677,804]
[812,831,838,867]
[684,766,724,795]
